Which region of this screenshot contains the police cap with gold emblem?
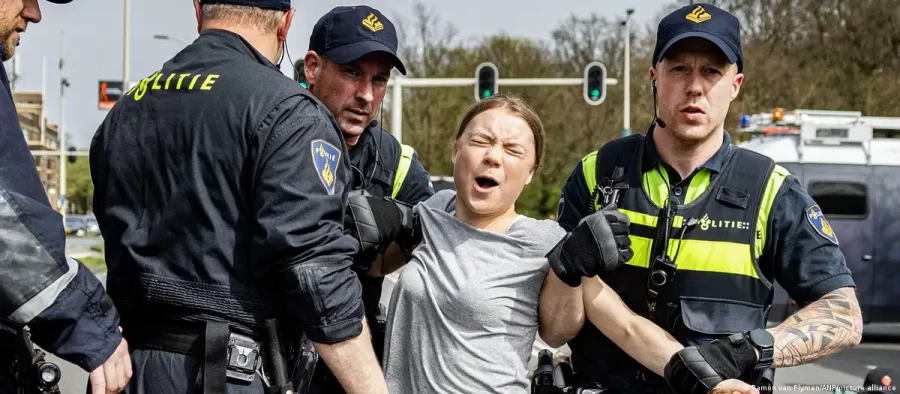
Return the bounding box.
[198,0,291,11]
[652,2,743,72]
[309,5,407,75]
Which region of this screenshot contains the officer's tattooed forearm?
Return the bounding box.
[768,287,863,367]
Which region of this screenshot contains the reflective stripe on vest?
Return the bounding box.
[392,144,415,199]
[579,150,789,278]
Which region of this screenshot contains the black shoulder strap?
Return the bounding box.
[590,134,644,212]
[715,147,775,212]
[716,146,776,273]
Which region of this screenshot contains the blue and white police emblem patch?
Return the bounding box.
[311,140,341,195]
[806,204,838,245]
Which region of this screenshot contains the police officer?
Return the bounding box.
[298,6,434,392]
[89,1,388,393]
[0,1,131,393]
[552,3,863,393]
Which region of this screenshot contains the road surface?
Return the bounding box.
[65,236,103,250]
[47,271,898,393]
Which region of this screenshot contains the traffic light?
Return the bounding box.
[583,61,607,105]
[474,62,498,101]
[67,147,76,164]
[293,59,308,89]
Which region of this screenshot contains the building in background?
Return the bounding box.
[14,91,61,211]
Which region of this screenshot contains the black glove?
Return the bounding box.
[345,194,420,256]
[664,332,761,394]
[547,203,633,287]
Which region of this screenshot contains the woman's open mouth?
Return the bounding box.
[474,176,499,192]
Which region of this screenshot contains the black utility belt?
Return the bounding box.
[126,320,262,384]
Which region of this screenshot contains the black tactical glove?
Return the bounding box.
[345,194,421,256]
[664,332,762,394]
[547,203,633,287]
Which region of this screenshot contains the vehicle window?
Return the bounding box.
[807,181,867,217]
[873,128,900,139]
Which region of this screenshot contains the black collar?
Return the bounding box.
[642,127,733,175]
[194,29,281,72]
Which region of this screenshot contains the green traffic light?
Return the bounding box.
[482,89,491,98]
[590,88,600,98]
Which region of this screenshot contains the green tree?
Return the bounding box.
[65,157,93,214]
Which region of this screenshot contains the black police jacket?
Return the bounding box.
[0,49,122,372]
[90,29,364,344]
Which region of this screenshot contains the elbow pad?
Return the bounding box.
[345,194,421,255]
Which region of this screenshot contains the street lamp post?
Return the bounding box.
[622,8,634,137]
[59,32,70,219]
[123,0,130,93]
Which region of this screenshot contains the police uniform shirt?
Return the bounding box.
[348,125,434,204]
[557,130,856,305]
[91,29,364,343]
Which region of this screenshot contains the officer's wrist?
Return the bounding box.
[546,236,582,287]
[741,328,774,372]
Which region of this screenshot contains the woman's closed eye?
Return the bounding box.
[471,137,491,146]
[505,145,525,156]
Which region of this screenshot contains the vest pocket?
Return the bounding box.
[372,165,395,189]
[673,296,766,345]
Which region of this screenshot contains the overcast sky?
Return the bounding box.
[7,0,677,148]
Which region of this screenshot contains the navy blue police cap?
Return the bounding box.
[652,3,743,72]
[309,5,407,75]
[198,0,291,11]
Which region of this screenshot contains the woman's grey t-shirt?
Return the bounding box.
[382,189,567,393]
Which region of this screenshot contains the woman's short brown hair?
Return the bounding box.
[455,94,545,171]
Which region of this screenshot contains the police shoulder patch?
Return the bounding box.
[311,139,341,195]
[806,204,838,245]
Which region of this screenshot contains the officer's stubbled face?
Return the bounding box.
[452,108,536,221]
[0,0,41,62]
[651,38,743,145]
[307,53,392,147]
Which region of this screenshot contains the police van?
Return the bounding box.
[737,108,900,327]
